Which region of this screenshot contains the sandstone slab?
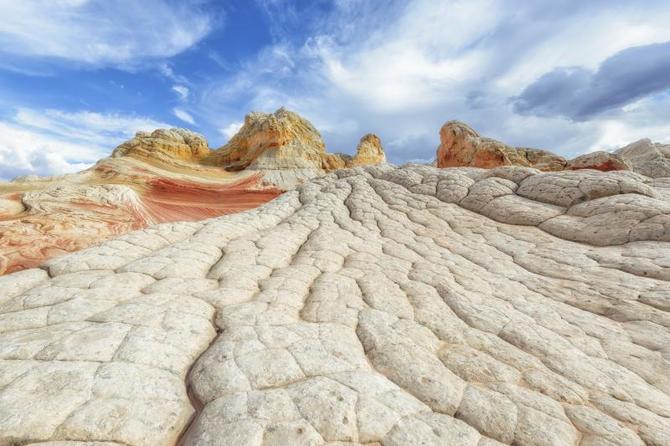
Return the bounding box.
[1,165,669,445]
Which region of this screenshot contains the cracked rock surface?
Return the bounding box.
[1,165,670,446]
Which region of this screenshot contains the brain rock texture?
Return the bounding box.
[1,165,670,446]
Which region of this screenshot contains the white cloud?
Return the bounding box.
[160,63,191,84]
[173,108,196,125]
[14,108,170,148]
[0,108,171,181]
[198,0,670,162]
[172,85,190,100]
[0,121,98,180]
[0,0,212,67]
[219,122,243,140]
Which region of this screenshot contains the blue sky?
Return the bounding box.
[1,0,670,180]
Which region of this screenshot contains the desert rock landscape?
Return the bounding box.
[0,110,669,445]
[0,109,384,275]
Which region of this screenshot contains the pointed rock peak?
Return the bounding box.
[353,133,386,166]
[209,108,326,171]
[237,108,323,142]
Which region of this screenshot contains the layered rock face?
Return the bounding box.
[1,165,669,445]
[207,108,329,171]
[0,150,281,275]
[616,138,670,178]
[0,110,387,275]
[112,128,211,164]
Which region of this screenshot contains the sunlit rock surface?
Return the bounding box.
[0,110,387,275]
[111,128,211,164]
[0,152,281,276]
[436,121,653,176]
[351,133,387,167]
[206,108,387,188]
[1,164,669,445]
[436,121,567,171]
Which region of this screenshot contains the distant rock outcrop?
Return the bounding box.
[436,121,567,171]
[566,151,630,172]
[351,133,386,166]
[436,121,645,174]
[616,138,670,178]
[206,108,329,171]
[206,108,386,174]
[195,108,387,189]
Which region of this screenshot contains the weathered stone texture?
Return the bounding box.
[1,165,670,445]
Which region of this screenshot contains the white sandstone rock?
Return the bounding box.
[1,165,670,446]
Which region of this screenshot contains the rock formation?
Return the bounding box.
[566,151,630,171]
[435,121,645,174]
[112,128,211,164]
[437,121,567,171]
[616,138,670,178]
[0,109,387,275]
[206,108,330,171]
[1,164,669,445]
[204,108,387,187]
[351,133,386,166]
[0,143,281,276]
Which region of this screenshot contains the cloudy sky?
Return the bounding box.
[1,0,669,180]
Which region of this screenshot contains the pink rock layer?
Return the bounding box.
[0,174,281,275]
[141,175,281,223]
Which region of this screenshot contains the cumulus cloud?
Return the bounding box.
[197,0,670,161]
[0,109,171,180]
[0,0,212,67]
[173,108,196,125]
[514,41,670,120]
[0,122,98,180]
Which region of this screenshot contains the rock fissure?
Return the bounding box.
[2,164,670,445]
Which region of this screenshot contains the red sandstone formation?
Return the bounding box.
[0,149,281,275]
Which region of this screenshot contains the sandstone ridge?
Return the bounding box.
[437,121,567,171]
[437,121,642,173]
[1,164,669,445]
